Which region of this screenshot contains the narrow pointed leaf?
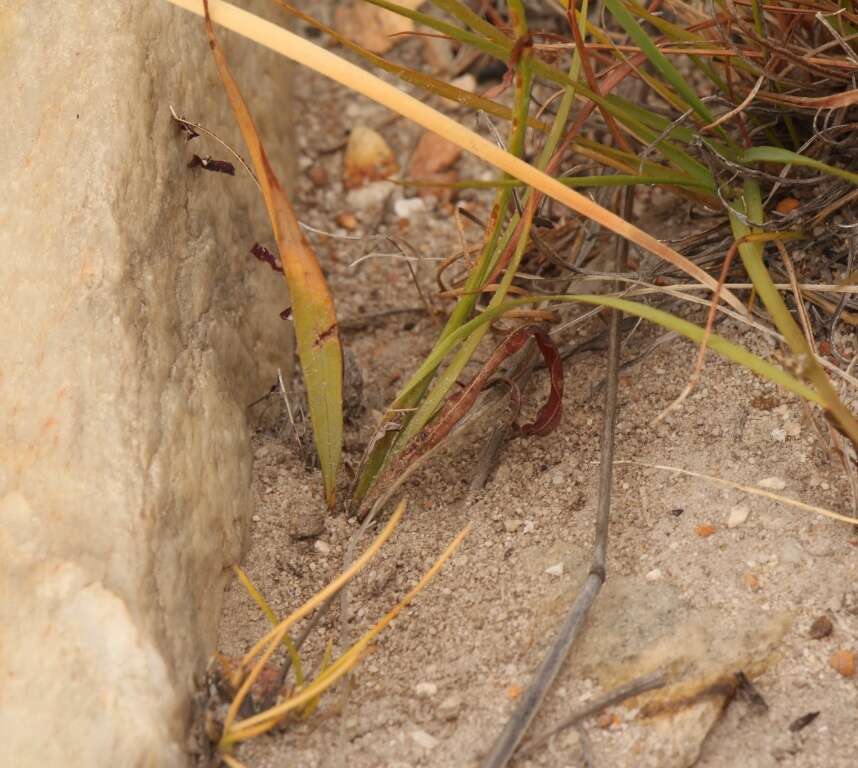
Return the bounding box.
[202,0,342,506]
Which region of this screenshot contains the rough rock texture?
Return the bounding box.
[0,2,293,766]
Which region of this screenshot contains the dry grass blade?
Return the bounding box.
[620,461,858,525]
[221,500,406,740]
[224,521,470,744]
[165,0,746,315]
[202,0,342,507]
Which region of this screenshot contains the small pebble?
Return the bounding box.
[829,649,855,678]
[757,476,787,490]
[393,196,426,219]
[306,164,329,187]
[437,694,461,721]
[335,211,359,231]
[503,518,522,533]
[314,540,331,556]
[695,523,717,538]
[290,509,325,541]
[781,539,804,564]
[251,514,261,523]
[410,728,439,750]
[415,682,438,698]
[645,568,663,582]
[450,73,477,93]
[784,421,801,438]
[744,572,761,592]
[770,428,786,443]
[809,614,833,639]
[727,504,750,528]
[523,520,535,534]
[545,563,564,577]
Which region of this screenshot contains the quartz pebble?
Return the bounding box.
[410,728,439,750]
[757,476,787,490]
[727,504,750,528]
[437,694,462,721]
[393,196,426,219]
[415,682,438,698]
[314,540,331,556]
[545,563,564,577]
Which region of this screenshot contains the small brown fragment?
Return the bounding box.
[307,164,329,187]
[789,711,820,732]
[188,154,235,175]
[808,614,833,640]
[596,711,621,729]
[775,197,800,215]
[829,649,855,677]
[505,684,523,701]
[695,523,717,538]
[743,572,760,592]
[410,131,462,177]
[333,1,418,54]
[336,212,359,231]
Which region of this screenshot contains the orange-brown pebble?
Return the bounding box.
[743,572,760,591]
[775,197,800,215]
[336,212,359,231]
[830,649,855,677]
[695,523,717,538]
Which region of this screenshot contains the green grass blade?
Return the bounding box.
[391,293,822,409]
[740,146,858,186]
[427,0,510,43]
[603,0,718,127]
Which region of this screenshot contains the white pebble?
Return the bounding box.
[523,520,535,534]
[393,196,425,219]
[251,514,261,523]
[757,476,786,491]
[450,73,477,93]
[437,694,462,721]
[415,682,438,698]
[727,504,750,529]
[410,728,439,750]
[314,540,331,555]
[645,568,663,582]
[770,428,786,443]
[545,563,564,577]
[503,519,522,533]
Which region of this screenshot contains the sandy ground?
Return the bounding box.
[210,7,858,767]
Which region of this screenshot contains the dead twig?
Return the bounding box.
[516,670,667,759]
[479,187,632,768]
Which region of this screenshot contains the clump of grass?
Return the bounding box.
[169,0,858,516]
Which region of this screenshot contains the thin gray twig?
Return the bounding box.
[479,188,631,768]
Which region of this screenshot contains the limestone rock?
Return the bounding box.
[0,2,293,765]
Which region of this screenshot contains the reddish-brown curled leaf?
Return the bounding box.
[520,327,563,436]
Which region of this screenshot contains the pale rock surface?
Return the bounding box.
[0,1,293,766]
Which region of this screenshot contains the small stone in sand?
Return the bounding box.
[809,615,833,639]
[727,504,750,528]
